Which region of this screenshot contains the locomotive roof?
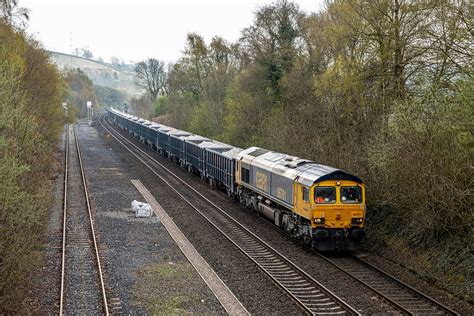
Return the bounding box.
[247,147,270,157]
[238,147,363,185]
[295,164,363,186]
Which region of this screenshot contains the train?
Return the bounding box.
[106,108,366,251]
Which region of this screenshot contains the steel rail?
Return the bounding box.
[73,125,110,316]
[59,124,69,315]
[351,255,458,315]
[100,116,359,315]
[316,253,458,315]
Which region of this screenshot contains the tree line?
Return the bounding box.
[0,5,66,310]
[134,0,472,300]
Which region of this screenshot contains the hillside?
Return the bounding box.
[49,51,142,96]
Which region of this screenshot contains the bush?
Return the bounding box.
[368,78,473,245]
[0,20,64,312]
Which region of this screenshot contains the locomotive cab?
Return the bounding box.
[311,180,365,228]
[309,179,366,250]
[292,169,366,251]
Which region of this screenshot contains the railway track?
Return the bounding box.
[59,124,109,315]
[100,116,359,315]
[317,254,458,315]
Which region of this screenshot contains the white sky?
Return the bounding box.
[21,0,324,64]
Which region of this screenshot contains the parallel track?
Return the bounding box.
[100,116,359,315]
[59,124,109,315]
[59,124,69,315]
[317,254,458,315]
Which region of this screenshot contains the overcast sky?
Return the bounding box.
[21,0,324,64]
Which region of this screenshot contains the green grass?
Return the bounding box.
[133,261,209,313]
[147,262,194,279]
[149,295,201,315]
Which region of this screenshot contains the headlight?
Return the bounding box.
[351,218,364,224]
[314,218,325,224]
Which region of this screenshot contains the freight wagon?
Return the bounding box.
[106,108,366,251]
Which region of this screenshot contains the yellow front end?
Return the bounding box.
[293,179,366,250]
[311,180,366,229]
[293,179,366,227]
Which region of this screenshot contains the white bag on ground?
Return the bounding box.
[132,200,152,218]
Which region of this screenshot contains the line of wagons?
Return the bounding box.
[107,108,367,251]
[108,108,242,195]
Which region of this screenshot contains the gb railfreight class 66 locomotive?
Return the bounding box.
[107,108,366,251]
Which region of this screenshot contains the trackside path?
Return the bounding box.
[131,179,250,316]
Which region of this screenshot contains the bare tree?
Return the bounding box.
[0,0,29,27]
[135,58,168,101]
[130,95,153,119]
[80,47,93,59]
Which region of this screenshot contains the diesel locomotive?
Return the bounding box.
[107,108,366,251]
